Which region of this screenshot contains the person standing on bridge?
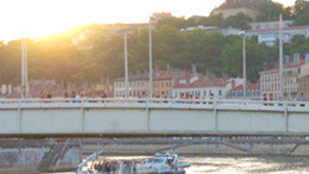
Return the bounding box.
[263,94,268,106]
[299,92,306,107]
[299,92,307,102]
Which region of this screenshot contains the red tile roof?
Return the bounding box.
[154,73,176,81]
[231,84,259,91]
[174,77,228,89]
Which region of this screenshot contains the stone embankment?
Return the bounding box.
[0,139,81,174]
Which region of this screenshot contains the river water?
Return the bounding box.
[46,155,309,174]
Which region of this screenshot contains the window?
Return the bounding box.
[219,90,222,96]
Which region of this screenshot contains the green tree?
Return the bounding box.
[293,0,309,26]
[198,14,225,27]
[222,37,271,82]
[256,1,288,22]
[223,13,252,30]
[155,15,194,29]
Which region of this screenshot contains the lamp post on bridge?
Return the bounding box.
[124,32,129,98]
[279,13,284,99]
[148,24,153,99]
[239,31,247,99]
[21,32,29,99]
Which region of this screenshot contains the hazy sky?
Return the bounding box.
[0,0,296,41]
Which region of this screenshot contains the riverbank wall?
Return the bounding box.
[0,140,81,174]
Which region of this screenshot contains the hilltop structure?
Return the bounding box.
[211,0,270,21]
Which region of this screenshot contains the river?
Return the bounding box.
[45,155,309,174]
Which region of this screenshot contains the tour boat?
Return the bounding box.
[76,151,190,174]
[137,152,190,174]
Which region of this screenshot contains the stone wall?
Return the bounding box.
[0,146,80,169]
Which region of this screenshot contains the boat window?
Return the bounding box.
[147,158,164,163]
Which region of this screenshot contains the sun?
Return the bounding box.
[0,0,97,41]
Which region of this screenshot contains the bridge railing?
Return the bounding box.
[0,98,308,111]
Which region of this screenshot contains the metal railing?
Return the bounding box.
[0,98,308,112]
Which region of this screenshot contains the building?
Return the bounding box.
[225,77,244,91]
[260,54,309,100]
[259,68,280,100]
[249,20,293,30]
[180,26,218,32]
[299,75,309,100]
[113,73,149,98]
[283,60,304,99]
[172,75,228,99]
[180,25,241,36]
[228,84,260,100]
[211,0,269,21]
[219,27,242,36]
[246,25,309,46]
[153,73,177,98]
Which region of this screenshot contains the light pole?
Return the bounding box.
[124,32,129,98]
[148,24,153,98]
[279,13,284,99]
[239,31,247,98]
[21,32,28,99]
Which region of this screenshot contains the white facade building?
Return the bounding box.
[260,55,309,100]
[246,25,309,46]
[113,74,149,98]
[180,25,241,36]
[260,69,280,100]
[249,20,293,30]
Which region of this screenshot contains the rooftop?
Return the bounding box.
[175,77,228,89]
[246,25,309,34]
[231,84,260,91]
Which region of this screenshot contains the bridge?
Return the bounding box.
[0,98,309,138]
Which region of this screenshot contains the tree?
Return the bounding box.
[256,1,288,22]
[155,15,194,29]
[198,14,225,27]
[223,13,252,30]
[288,35,309,54]
[293,0,309,26]
[222,37,271,82]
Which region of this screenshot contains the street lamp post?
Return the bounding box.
[21,33,28,99]
[279,14,284,99]
[124,33,129,98]
[148,24,153,98]
[239,31,247,98]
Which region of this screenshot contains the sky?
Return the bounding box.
[0,0,296,41]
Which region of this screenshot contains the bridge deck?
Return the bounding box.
[0,98,309,138]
